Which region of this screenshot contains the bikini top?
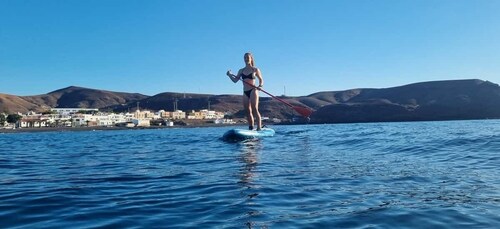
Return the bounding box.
[241,69,255,80]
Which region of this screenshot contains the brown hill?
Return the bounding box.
[0,86,149,113]
[34,86,148,108]
[0,93,39,113]
[107,92,218,112]
[2,79,500,123]
[311,79,500,123]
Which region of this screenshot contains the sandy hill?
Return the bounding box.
[0,93,40,113]
[0,86,148,113]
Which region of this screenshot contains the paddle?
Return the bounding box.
[241,79,314,118]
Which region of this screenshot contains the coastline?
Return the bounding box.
[0,123,244,134]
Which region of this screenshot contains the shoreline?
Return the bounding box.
[0,123,246,134]
[5,118,494,134]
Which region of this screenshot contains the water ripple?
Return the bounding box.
[0,121,499,228]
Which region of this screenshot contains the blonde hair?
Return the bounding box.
[244,52,255,67]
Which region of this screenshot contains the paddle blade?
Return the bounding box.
[293,106,314,118]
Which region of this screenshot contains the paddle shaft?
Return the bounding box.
[240,79,295,108]
[240,79,313,118]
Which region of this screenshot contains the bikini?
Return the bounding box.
[241,69,259,131]
[241,70,255,98]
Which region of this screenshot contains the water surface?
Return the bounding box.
[1,120,499,228]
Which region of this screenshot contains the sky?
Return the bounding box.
[1,0,500,96]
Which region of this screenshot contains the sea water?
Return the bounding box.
[0,120,499,228]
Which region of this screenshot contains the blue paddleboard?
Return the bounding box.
[223,127,275,141]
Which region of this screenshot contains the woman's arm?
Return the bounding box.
[226,69,241,83]
[255,68,264,88]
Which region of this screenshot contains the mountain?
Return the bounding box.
[0,86,149,113]
[1,79,500,123]
[0,93,41,113]
[310,79,500,123]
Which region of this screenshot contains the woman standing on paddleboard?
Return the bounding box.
[226,52,264,131]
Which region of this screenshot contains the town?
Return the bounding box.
[0,108,282,129]
[0,108,228,129]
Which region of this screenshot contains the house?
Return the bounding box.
[134,110,155,119]
[20,118,48,128]
[157,110,172,119]
[171,110,186,119]
[203,110,225,119]
[187,110,204,119]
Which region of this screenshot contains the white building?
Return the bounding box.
[186,110,225,120]
[213,119,235,124]
[51,108,99,115]
[202,110,225,119]
[132,119,150,127]
[19,112,49,128]
[72,113,127,127]
[20,118,48,128]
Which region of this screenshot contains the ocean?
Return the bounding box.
[1,120,499,228]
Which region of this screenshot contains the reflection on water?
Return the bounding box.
[239,140,261,186]
[238,140,264,229]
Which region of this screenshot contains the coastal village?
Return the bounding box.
[0,108,271,129]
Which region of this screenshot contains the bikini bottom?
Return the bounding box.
[244,89,254,98]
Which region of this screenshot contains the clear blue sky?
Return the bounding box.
[1,0,500,96]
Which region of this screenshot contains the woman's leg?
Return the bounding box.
[243,94,254,129]
[250,90,262,130]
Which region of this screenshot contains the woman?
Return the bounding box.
[226,52,264,131]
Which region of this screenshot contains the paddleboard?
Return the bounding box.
[223,127,275,141]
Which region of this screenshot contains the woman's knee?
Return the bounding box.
[253,110,261,117]
[250,103,259,112]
